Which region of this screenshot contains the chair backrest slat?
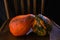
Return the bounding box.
[21,0,24,14]
[33,0,36,14]
[14,0,18,14]
[4,0,10,19]
[27,0,30,13]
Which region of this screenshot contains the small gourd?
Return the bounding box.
[32,14,52,36]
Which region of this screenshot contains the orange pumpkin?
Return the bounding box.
[9,14,34,36]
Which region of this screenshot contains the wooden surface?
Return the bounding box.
[0,20,49,40]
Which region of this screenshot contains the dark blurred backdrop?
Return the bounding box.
[0,0,60,27]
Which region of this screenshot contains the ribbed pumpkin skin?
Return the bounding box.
[9,14,34,36]
[32,15,52,36]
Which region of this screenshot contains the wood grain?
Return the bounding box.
[41,0,44,14]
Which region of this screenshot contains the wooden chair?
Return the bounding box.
[0,0,45,31]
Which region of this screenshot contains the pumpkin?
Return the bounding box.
[32,14,52,36]
[9,14,34,36]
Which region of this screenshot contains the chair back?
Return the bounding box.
[4,0,44,19]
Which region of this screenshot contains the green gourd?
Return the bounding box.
[32,15,52,36]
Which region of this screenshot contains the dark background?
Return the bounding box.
[0,0,7,26]
[0,0,60,27]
